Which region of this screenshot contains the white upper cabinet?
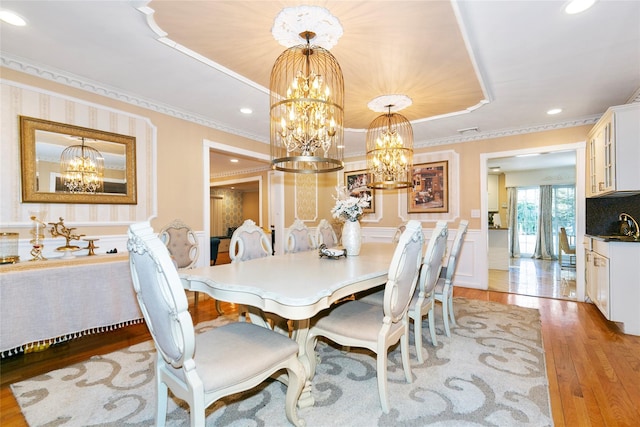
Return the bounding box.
[586,103,640,197]
[487,174,499,212]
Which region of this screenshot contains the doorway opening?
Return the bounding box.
[482,144,585,301]
[202,140,271,265]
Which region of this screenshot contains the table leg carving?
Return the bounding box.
[292,319,315,408]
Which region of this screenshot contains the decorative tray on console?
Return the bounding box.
[318,244,347,259]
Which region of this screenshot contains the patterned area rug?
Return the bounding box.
[11,298,552,426]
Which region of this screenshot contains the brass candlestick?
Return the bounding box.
[83,238,99,256]
[29,212,47,261]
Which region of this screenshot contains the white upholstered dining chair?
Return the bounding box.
[230,219,272,262]
[409,220,448,360]
[315,218,338,248]
[434,219,468,337]
[304,220,424,414]
[127,222,305,427]
[229,219,278,327]
[158,219,199,269]
[158,219,218,312]
[358,221,448,362]
[285,219,316,253]
[392,222,407,243]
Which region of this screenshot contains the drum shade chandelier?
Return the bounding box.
[366,95,414,189]
[270,6,344,173]
[59,137,104,193]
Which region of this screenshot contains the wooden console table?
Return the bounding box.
[0,254,143,356]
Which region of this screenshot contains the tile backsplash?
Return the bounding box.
[586,194,640,235]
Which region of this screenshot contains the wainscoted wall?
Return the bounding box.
[361,227,485,290]
[0,81,157,242]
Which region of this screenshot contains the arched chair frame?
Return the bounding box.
[315,218,338,248]
[305,220,425,413]
[158,219,217,312]
[285,219,316,253]
[229,219,275,327]
[408,220,448,362]
[434,220,468,337]
[127,222,305,427]
[230,219,273,263]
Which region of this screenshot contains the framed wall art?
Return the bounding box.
[408,161,448,213]
[344,170,375,213]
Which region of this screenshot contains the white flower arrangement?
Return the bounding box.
[331,186,371,222]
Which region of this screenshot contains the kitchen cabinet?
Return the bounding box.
[487,174,499,212]
[584,237,640,335]
[584,248,596,312]
[488,228,509,270]
[590,250,610,317]
[585,242,610,319]
[586,103,640,197]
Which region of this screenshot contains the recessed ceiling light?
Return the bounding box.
[0,10,27,26]
[565,0,596,15]
[547,108,562,115]
[230,159,239,163]
[240,108,252,114]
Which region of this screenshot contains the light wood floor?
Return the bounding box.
[2,280,639,425]
[490,257,577,300]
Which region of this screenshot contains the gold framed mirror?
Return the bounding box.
[20,116,137,204]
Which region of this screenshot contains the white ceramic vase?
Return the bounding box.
[341,220,362,256]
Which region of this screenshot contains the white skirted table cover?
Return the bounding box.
[0,254,143,356]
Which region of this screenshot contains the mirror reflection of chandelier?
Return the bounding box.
[270,6,344,173]
[366,96,414,189]
[60,137,104,193]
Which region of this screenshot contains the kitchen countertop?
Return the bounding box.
[586,234,640,243]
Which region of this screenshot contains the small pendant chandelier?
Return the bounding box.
[60,137,104,193]
[270,7,344,174]
[366,96,414,189]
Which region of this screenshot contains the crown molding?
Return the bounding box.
[1,54,612,161]
[627,88,640,104]
[0,54,268,145]
[343,115,601,158]
[210,166,272,179]
[414,115,602,148]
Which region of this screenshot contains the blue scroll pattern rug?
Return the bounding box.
[12,297,552,426]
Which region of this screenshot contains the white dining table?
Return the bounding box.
[180,242,396,408]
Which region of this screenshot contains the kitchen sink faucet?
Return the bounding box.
[619,213,639,239]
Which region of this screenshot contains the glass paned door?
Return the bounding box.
[552,185,576,250]
[516,185,576,256]
[517,187,539,255]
